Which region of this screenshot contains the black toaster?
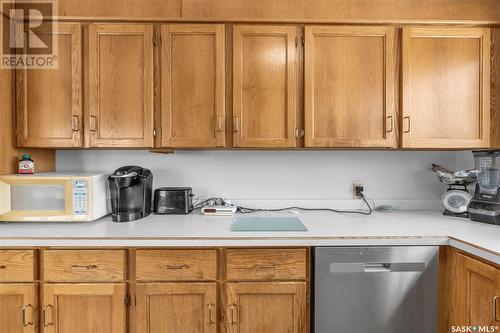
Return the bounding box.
[153,187,193,215]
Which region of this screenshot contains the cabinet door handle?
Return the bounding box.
[22,304,33,326]
[254,264,277,269]
[89,115,97,132]
[42,305,53,327]
[403,116,411,133]
[386,115,393,133]
[71,115,80,131]
[165,264,189,270]
[216,116,224,133]
[228,304,238,324]
[71,264,97,270]
[208,303,215,325]
[233,116,240,133]
[494,296,500,322]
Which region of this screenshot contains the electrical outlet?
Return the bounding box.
[352,181,364,199]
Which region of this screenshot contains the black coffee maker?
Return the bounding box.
[108,166,153,222]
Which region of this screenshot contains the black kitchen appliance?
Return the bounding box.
[108,166,153,222]
[468,150,500,225]
[154,187,193,215]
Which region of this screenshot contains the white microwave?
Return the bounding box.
[0,172,110,222]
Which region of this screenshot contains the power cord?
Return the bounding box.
[192,192,373,216]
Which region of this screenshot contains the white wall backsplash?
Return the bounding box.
[454,151,475,171]
[56,150,462,209]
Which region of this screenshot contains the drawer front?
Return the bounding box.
[136,249,217,281]
[0,250,34,281]
[43,250,125,282]
[226,248,307,281]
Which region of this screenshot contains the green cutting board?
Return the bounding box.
[231,217,307,232]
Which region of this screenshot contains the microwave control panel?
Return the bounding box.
[72,180,88,216]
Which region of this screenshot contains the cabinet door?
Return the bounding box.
[233,25,298,148]
[16,23,82,148]
[304,26,396,148]
[402,27,490,148]
[0,283,37,333]
[161,24,225,148]
[135,282,217,333]
[88,24,154,148]
[225,282,306,333]
[455,253,500,328]
[41,283,125,333]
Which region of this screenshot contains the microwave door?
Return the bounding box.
[11,184,66,211]
[0,180,74,221]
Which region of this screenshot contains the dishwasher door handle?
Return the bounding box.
[363,263,392,272]
[330,262,426,273]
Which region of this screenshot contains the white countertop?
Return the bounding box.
[0,210,498,264]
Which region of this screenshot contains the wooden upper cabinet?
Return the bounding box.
[455,253,500,328]
[232,25,298,148]
[87,24,154,148]
[160,24,225,148]
[0,284,37,333]
[16,23,82,148]
[135,282,217,333]
[41,283,125,333]
[402,27,491,148]
[225,282,306,333]
[304,26,396,148]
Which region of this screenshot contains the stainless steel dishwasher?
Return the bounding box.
[314,246,438,333]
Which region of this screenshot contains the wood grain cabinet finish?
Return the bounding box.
[41,283,126,333]
[135,249,217,281]
[87,24,154,148]
[304,26,396,148]
[160,24,225,148]
[42,250,125,282]
[402,27,491,149]
[232,25,298,148]
[455,252,500,328]
[0,283,37,333]
[0,250,35,282]
[225,248,307,281]
[16,23,82,148]
[225,282,307,333]
[135,282,217,333]
[441,247,500,332]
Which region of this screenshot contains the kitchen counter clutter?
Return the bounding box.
[0,210,498,263]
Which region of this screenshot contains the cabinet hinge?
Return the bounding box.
[134,296,137,306]
[301,36,305,47]
[125,294,131,307]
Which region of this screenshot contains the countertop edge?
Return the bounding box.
[0,235,498,265]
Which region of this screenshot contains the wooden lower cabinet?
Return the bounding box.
[135,282,217,333]
[0,283,37,333]
[455,252,500,328]
[441,247,500,332]
[225,282,307,333]
[41,283,126,333]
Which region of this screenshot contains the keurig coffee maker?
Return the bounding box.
[108,166,153,222]
[468,150,500,225]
